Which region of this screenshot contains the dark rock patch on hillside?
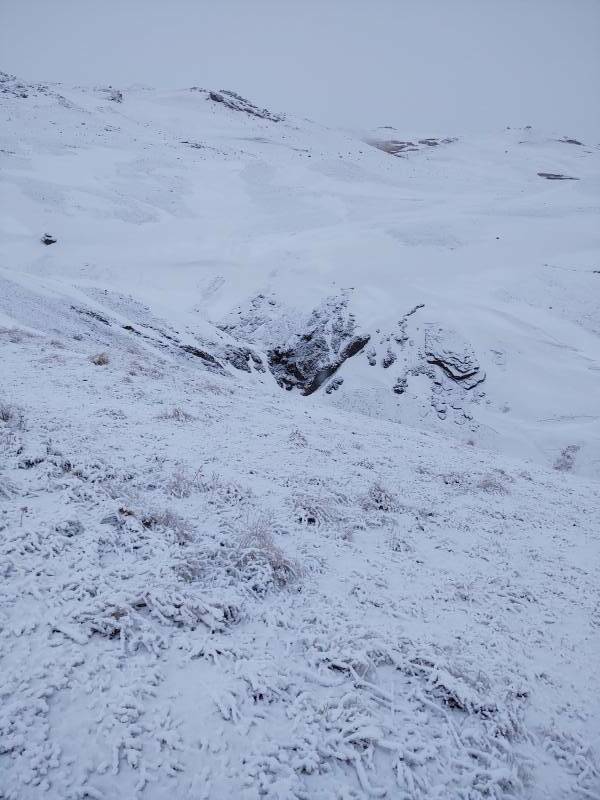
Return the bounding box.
[425,326,485,390]
[189,87,283,122]
[538,172,579,181]
[267,297,370,395]
[367,137,457,157]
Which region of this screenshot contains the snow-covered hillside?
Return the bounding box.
[1,72,599,799]
[1,71,599,476]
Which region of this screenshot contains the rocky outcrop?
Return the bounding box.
[218,295,484,411]
[189,87,283,122]
[537,172,579,181]
[220,344,265,373]
[424,327,485,390]
[268,330,370,395]
[220,293,369,395]
[367,137,457,157]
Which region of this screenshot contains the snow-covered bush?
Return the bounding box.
[90,351,110,366]
[203,472,252,506]
[0,326,34,344]
[0,401,25,429]
[476,470,513,494]
[157,406,195,423]
[553,444,580,472]
[165,465,201,498]
[234,515,298,597]
[141,507,193,544]
[361,481,399,513]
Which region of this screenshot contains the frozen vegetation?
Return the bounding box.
[0,71,599,798]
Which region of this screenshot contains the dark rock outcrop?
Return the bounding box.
[268,331,369,395]
[367,137,457,157]
[189,87,283,122]
[265,297,369,395]
[424,327,485,390]
[537,172,579,181]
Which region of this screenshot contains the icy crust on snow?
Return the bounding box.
[1,321,599,800]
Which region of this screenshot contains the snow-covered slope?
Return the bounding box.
[1,72,599,799]
[1,71,599,476]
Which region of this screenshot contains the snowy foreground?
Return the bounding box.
[1,73,600,799]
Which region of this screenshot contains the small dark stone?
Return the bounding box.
[41,233,57,245]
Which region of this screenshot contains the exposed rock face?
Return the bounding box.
[424,327,485,390]
[537,172,579,181]
[267,298,370,395]
[217,293,291,343]
[220,293,369,395]
[558,137,583,146]
[217,295,484,412]
[268,332,370,395]
[219,344,265,373]
[189,87,283,122]
[1,71,41,99]
[367,137,457,157]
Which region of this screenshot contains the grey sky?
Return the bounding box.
[2,0,599,137]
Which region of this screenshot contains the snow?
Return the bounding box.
[0,72,599,799]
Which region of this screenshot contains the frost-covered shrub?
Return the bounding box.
[553,444,580,472]
[389,526,415,552]
[170,511,298,598]
[0,402,25,430]
[128,359,165,379]
[477,475,508,494]
[361,481,399,513]
[90,351,110,366]
[441,471,466,488]
[165,466,200,499]
[292,493,335,527]
[288,428,308,447]
[76,586,239,652]
[234,516,298,597]
[157,406,195,423]
[0,326,34,344]
[476,469,513,495]
[203,472,252,506]
[141,508,193,544]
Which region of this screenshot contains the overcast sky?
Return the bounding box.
[2,0,599,138]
